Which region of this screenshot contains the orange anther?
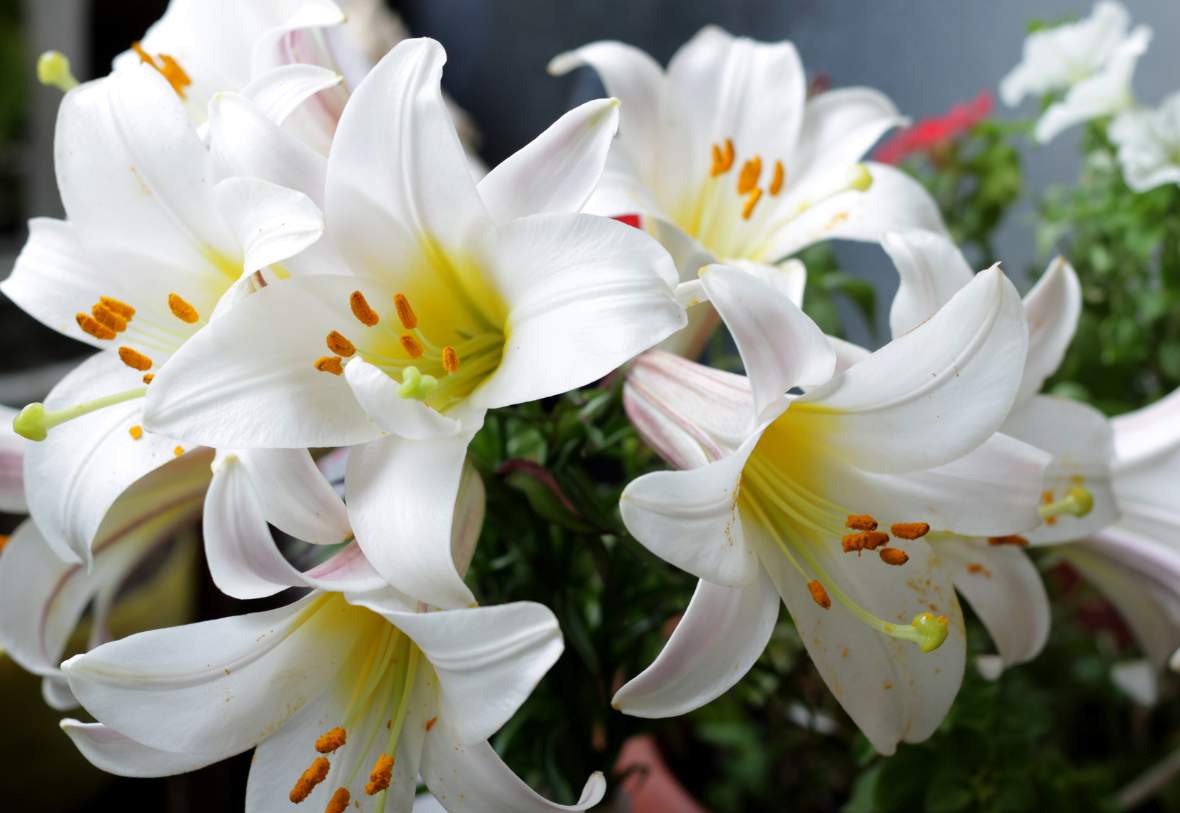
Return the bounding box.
[315,727,347,754]
[167,292,200,324]
[173,446,184,457]
[0,535,8,553]
[890,522,930,540]
[325,331,356,358]
[400,335,424,359]
[722,139,734,170]
[131,42,191,98]
[117,346,153,371]
[325,787,350,813]
[314,356,344,376]
[808,580,831,609]
[441,346,460,374]
[99,296,135,319]
[289,756,331,803]
[128,425,143,440]
[393,293,418,330]
[987,535,1029,547]
[350,291,379,326]
[769,160,785,195]
[92,304,128,333]
[879,548,909,566]
[737,156,762,194]
[76,312,116,341]
[845,514,878,531]
[365,753,394,796]
[741,187,763,220]
[710,143,725,176]
[842,531,889,552]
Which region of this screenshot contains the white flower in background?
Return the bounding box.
[60,592,605,813]
[140,38,685,610]
[1060,387,1180,705]
[999,1,1151,143]
[614,263,1054,754]
[2,64,330,564]
[550,25,945,356]
[0,405,26,513]
[1109,93,1180,192]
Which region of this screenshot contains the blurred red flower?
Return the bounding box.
[875,90,994,164]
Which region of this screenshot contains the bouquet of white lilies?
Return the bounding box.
[1,1,1178,811]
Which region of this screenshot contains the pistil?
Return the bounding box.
[1038,486,1094,521]
[14,387,147,441]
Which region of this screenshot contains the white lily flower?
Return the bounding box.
[139,38,685,609]
[1060,386,1180,704]
[998,1,1151,143]
[550,25,944,355]
[615,262,1051,754]
[0,404,27,513]
[1109,93,1180,192]
[59,591,605,813]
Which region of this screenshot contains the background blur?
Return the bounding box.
[2,1,1180,810]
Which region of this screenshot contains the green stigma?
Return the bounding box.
[911,612,950,653]
[37,50,78,93]
[13,387,147,441]
[848,163,874,192]
[1039,485,1095,521]
[397,366,438,401]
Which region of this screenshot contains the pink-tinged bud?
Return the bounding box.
[623,351,753,470]
[0,405,27,513]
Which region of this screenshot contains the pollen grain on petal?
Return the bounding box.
[424,716,438,732]
[117,346,153,371]
[167,292,200,324]
[891,522,930,540]
[315,727,347,754]
[128,424,143,440]
[325,787,350,813]
[845,514,878,531]
[325,331,356,358]
[76,312,116,341]
[400,334,424,359]
[441,346,459,374]
[314,356,344,376]
[173,446,184,457]
[808,580,831,609]
[879,548,909,566]
[350,291,380,326]
[289,756,331,804]
[987,534,1029,547]
[393,293,418,330]
[142,373,154,384]
[365,753,394,796]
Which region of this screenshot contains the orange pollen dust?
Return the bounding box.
[393,293,418,330]
[288,756,331,804]
[314,727,347,754]
[400,335,424,359]
[879,548,909,566]
[842,531,889,553]
[167,292,200,324]
[737,156,762,194]
[890,522,930,540]
[966,562,991,577]
[0,534,8,553]
[741,187,763,220]
[314,356,344,376]
[118,346,153,372]
[845,514,878,531]
[425,716,438,732]
[131,42,191,99]
[325,331,356,358]
[76,312,116,341]
[350,291,380,326]
[441,346,460,374]
[365,753,394,796]
[769,160,785,195]
[99,296,135,319]
[710,138,735,176]
[325,787,350,813]
[1042,490,1058,525]
[173,446,184,457]
[142,373,154,384]
[92,303,128,333]
[987,534,1029,547]
[807,580,831,609]
[128,425,143,440]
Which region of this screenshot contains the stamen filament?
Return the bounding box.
[14,387,147,441]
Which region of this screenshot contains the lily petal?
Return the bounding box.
[61,720,221,778]
[700,263,835,422]
[1018,257,1081,405]
[238,63,342,127]
[212,177,324,276]
[344,356,463,439]
[473,212,684,409]
[236,448,350,544]
[801,266,1027,474]
[883,229,974,339]
[478,98,620,222]
[612,572,779,717]
[619,434,762,587]
[422,716,607,812]
[346,433,476,609]
[0,404,27,512]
